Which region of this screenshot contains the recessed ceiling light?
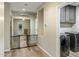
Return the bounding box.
[22,8,26,11]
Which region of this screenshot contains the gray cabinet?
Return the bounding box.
[65,6,70,22]
[60,7,65,22]
[65,5,76,23]
[60,5,76,24]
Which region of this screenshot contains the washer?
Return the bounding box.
[60,33,70,57]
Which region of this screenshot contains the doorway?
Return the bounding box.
[10,16,31,49]
[59,2,79,57]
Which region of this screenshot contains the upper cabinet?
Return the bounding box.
[60,5,76,24]
[60,7,66,23]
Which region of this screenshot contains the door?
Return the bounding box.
[60,7,66,23]
[65,6,70,22]
[11,18,30,49]
[69,6,76,23]
[65,5,76,23]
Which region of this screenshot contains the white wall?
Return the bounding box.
[0,2,4,56]
[72,6,79,32]
[38,9,44,36]
[37,3,62,57]
[4,3,10,51]
[30,15,36,35]
[60,28,72,33]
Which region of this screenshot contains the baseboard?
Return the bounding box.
[4,49,10,52]
[38,45,52,57]
[0,51,4,57]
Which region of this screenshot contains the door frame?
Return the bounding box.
[10,16,31,49]
[56,2,75,56]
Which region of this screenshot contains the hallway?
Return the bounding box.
[4,2,61,57]
[4,46,48,57]
[0,2,56,57]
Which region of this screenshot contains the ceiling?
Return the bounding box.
[9,2,44,13]
[70,2,79,6]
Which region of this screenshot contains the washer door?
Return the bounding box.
[60,35,66,51]
[60,35,69,57]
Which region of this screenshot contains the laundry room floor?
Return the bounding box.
[69,51,79,57]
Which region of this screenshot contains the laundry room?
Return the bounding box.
[60,2,79,57]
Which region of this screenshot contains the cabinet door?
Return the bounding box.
[60,7,66,23]
[69,6,76,23]
[65,5,76,23]
[65,6,70,22]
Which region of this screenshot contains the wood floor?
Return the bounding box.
[4,46,49,57]
[5,46,79,57]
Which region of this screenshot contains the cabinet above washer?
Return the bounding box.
[60,5,76,27]
[60,5,76,24]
